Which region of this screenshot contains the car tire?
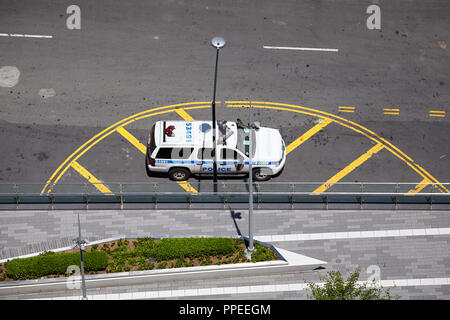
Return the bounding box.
[252,168,271,181]
[168,167,191,181]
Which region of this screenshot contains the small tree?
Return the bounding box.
[306,267,400,300]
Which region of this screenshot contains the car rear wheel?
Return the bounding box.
[168,167,190,181]
[252,168,271,181]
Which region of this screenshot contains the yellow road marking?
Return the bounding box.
[174,109,198,193]
[406,178,432,195]
[118,125,199,195]
[383,108,399,115]
[175,108,195,121]
[429,111,446,118]
[311,143,385,194]
[41,103,211,194]
[429,114,446,117]
[226,101,448,193]
[338,106,355,113]
[116,127,147,154]
[285,118,333,155]
[71,161,113,194]
[42,101,449,196]
[177,181,199,194]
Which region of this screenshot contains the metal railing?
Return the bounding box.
[0,182,449,210]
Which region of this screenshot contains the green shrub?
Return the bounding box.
[200,256,213,266]
[5,251,108,280]
[127,257,137,266]
[251,242,278,262]
[174,258,186,268]
[153,238,236,261]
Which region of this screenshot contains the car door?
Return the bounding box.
[194,147,215,174]
[218,147,246,173]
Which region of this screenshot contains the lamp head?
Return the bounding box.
[211,37,226,49]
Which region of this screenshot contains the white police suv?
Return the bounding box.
[146,120,286,181]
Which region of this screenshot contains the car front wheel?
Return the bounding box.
[252,168,271,181]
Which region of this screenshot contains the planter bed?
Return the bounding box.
[0,237,279,281]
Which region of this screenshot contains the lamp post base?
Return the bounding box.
[245,247,255,261]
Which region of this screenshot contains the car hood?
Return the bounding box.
[254,127,284,162]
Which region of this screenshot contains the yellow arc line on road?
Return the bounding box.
[311,143,385,194]
[285,118,333,155]
[42,101,448,195]
[71,161,113,194]
[227,102,448,193]
[41,102,212,194]
[116,127,147,154]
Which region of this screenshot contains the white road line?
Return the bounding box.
[263,45,338,52]
[0,33,53,39]
[255,227,450,242]
[35,277,450,300]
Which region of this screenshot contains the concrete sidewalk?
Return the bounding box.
[1,208,449,259]
[1,209,450,299]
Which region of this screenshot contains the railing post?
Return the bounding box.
[154,183,158,209]
[84,182,88,210]
[222,182,226,209]
[254,182,260,209]
[120,183,123,210]
[360,182,364,209]
[50,189,55,210]
[290,183,294,209]
[394,183,399,210]
[188,183,193,209]
[430,183,434,210]
[13,183,18,209]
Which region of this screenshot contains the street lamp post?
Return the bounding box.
[211,37,226,192]
[73,212,87,300]
[246,101,257,259]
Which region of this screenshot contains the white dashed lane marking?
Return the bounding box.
[263,45,339,52]
[0,33,52,38]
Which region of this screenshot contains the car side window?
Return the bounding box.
[220,148,243,161]
[156,148,173,159]
[197,148,215,160]
[156,147,193,159]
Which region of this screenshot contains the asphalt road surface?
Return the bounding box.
[0,0,449,300]
[0,0,449,187]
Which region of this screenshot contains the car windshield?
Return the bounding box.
[236,127,256,158]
